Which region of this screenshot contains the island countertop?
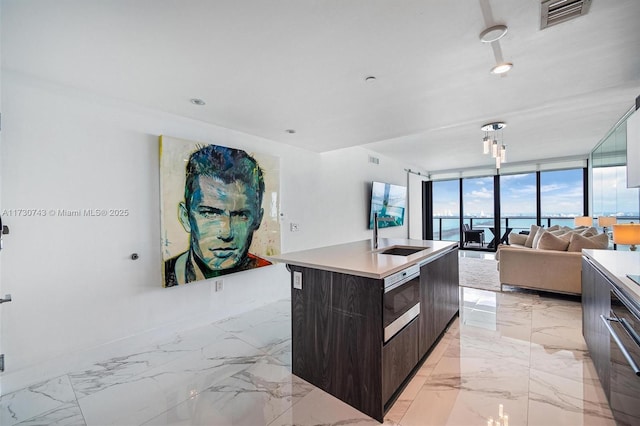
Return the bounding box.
[268,238,458,279]
[583,249,640,313]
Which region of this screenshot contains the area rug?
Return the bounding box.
[458,256,501,292]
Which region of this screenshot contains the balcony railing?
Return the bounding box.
[432,215,640,246]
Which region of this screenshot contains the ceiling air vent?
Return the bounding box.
[541,0,592,29]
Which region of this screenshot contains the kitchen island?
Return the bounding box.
[269,238,459,422]
[582,249,640,426]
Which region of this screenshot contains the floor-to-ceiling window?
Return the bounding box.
[428,166,587,250]
[591,110,640,251]
[500,172,537,234]
[540,168,585,227]
[432,179,460,241]
[462,176,494,244]
[593,165,639,225]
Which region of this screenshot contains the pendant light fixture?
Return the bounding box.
[481,122,507,169]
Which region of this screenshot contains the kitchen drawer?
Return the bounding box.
[382,317,419,403]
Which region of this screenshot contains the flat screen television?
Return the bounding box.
[368,181,407,229]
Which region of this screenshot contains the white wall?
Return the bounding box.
[0,71,415,393]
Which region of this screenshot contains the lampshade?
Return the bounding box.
[574,216,593,227]
[612,224,640,248]
[598,216,617,227]
[483,136,490,154]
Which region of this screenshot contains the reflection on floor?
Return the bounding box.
[1,287,615,425]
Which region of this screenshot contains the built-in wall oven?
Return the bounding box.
[383,264,420,343]
[602,289,640,426]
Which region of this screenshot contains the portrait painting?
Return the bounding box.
[159,135,281,287]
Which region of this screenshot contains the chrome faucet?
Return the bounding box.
[373,212,394,249]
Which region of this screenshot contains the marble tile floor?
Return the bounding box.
[1,287,615,426]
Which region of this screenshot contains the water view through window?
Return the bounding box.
[593,165,639,224]
[431,167,586,247]
[540,169,584,227]
[463,176,494,243]
[501,172,536,233]
[432,180,459,241]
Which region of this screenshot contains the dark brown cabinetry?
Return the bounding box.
[582,255,640,425]
[609,290,640,426]
[290,266,383,420]
[419,248,460,358]
[289,246,459,422]
[581,257,611,396]
[382,318,419,403]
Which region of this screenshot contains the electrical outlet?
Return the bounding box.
[214,279,223,292]
[293,271,303,290]
[290,223,300,232]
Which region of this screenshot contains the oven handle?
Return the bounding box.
[384,303,420,343]
[601,315,640,377]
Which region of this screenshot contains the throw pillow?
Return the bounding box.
[525,224,542,248]
[537,232,570,251]
[532,228,547,248]
[558,231,575,243]
[567,233,610,252]
[547,225,561,231]
[508,233,528,245]
[580,226,598,237]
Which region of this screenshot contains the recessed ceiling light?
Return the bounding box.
[365,76,377,83]
[190,98,206,106]
[490,62,513,74]
[479,25,508,43]
[285,129,296,134]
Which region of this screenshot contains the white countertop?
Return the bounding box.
[583,249,640,307]
[268,238,458,279]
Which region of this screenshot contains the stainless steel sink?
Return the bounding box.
[380,246,427,256]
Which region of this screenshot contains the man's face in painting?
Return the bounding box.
[179,175,262,271]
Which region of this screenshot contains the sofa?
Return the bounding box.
[496,224,609,295]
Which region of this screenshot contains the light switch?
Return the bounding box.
[293,271,302,290]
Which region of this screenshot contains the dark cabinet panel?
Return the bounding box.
[291,266,333,389]
[290,247,459,422]
[609,289,640,426]
[581,257,611,398]
[382,317,419,403]
[290,266,384,421]
[419,248,460,358]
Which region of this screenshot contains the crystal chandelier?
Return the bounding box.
[481,122,507,169]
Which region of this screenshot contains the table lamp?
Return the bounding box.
[613,224,640,251]
[574,216,592,227]
[612,223,640,286]
[598,216,617,235]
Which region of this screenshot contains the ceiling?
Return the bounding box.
[2,0,639,173]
